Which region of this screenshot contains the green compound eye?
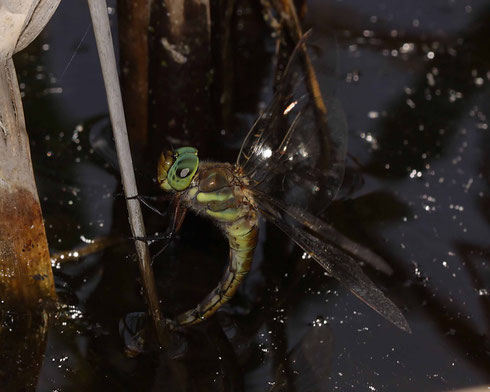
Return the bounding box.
[167,147,199,191]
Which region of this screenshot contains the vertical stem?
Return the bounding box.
[87,0,169,346]
[0,56,56,308]
[0,55,54,390]
[117,0,149,152]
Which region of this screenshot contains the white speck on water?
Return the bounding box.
[360,132,379,149]
[409,169,422,179]
[80,235,95,244]
[449,90,463,102]
[400,43,414,54]
[413,263,422,278]
[478,288,488,296]
[426,73,435,86]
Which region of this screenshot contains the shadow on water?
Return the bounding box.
[4,0,489,391]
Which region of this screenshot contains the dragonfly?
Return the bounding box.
[154,40,410,333]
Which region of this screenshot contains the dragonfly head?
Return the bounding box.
[157,147,199,192]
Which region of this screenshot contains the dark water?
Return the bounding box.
[11,0,489,391]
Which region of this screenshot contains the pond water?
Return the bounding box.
[10,0,490,391]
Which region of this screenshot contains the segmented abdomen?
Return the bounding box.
[176,216,258,326]
[175,164,259,326]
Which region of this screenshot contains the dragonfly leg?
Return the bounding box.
[150,243,171,263]
[126,194,171,217]
[129,231,175,266]
[149,195,187,263]
[130,233,173,242]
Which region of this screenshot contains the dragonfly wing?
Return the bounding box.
[255,193,411,333]
[237,38,347,214]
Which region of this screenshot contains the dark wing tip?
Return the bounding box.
[319,244,412,334]
[381,303,411,334]
[345,282,412,333]
[341,275,412,334]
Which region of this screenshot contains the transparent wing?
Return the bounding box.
[236,40,347,213]
[254,191,411,333]
[235,38,409,331]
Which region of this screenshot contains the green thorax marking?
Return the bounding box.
[194,166,246,223]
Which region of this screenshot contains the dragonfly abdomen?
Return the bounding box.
[227,215,259,279]
[175,166,259,327]
[175,216,258,327]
